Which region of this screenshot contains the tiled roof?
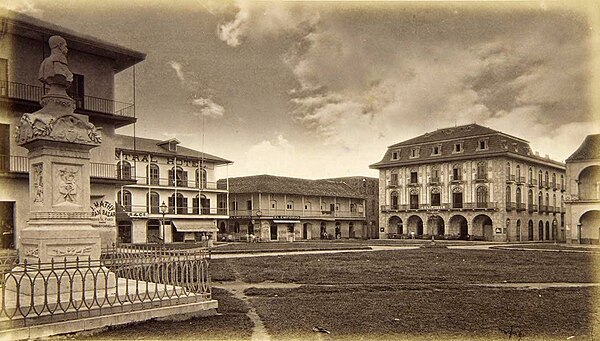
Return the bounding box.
[389,124,512,147]
[566,134,600,162]
[370,124,564,169]
[115,134,232,165]
[220,175,364,198]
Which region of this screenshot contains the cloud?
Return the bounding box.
[0,0,42,15]
[168,60,185,82]
[217,1,250,47]
[168,60,225,119]
[192,98,224,118]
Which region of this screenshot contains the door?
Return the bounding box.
[0,124,9,171]
[302,223,308,239]
[67,73,84,109]
[118,221,132,244]
[270,224,278,241]
[0,201,15,249]
[453,192,463,208]
[0,58,7,96]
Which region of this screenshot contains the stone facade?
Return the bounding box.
[564,134,600,244]
[370,124,566,241]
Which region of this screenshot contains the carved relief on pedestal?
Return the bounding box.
[32,163,43,204]
[23,247,40,258]
[51,246,92,257]
[16,113,102,146]
[53,164,81,206]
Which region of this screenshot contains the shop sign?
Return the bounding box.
[128,212,148,218]
[230,216,252,219]
[115,152,158,163]
[273,215,300,220]
[90,200,115,223]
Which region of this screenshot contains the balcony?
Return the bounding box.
[0,155,28,173]
[229,208,365,219]
[0,80,135,126]
[528,180,536,187]
[126,205,227,217]
[387,180,399,188]
[475,174,488,182]
[561,184,566,192]
[516,176,526,185]
[516,203,526,211]
[428,177,440,185]
[408,181,419,187]
[382,202,497,212]
[552,182,558,191]
[125,175,228,190]
[528,204,537,213]
[506,175,515,183]
[505,202,516,211]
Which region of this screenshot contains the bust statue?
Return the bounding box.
[38,35,73,88]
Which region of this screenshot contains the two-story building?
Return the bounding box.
[370,124,566,242]
[0,10,145,250]
[114,135,232,244]
[219,175,366,241]
[323,176,379,239]
[564,134,600,244]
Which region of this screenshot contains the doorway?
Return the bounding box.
[270,224,278,241]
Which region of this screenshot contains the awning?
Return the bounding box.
[172,219,218,232]
[273,220,301,224]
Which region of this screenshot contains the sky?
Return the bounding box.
[3,0,600,179]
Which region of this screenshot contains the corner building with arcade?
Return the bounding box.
[370,124,566,242]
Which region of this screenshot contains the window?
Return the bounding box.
[545,171,549,187]
[330,203,335,212]
[477,139,488,150]
[431,145,441,156]
[560,174,564,189]
[453,143,463,153]
[476,186,488,208]
[516,187,522,205]
[287,201,294,210]
[148,191,159,213]
[390,172,399,186]
[431,188,441,206]
[528,189,534,205]
[553,194,557,209]
[335,203,340,211]
[305,202,311,210]
[528,167,533,184]
[538,170,543,187]
[231,201,238,210]
[552,173,556,187]
[409,190,419,209]
[200,195,210,214]
[476,162,487,180]
[410,147,420,158]
[271,200,277,209]
[169,166,188,187]
[410,171,418,184]
[350,203,356,212]
[452,164,462,181]
[117,161,132,180]
[506,186,511,205]
[169,193,187,214]
[391,150,400,160]
[545,193,550,207]
[118,190,132,212]
[168,141,177,152]
[196,168,207,188]
[247,200,252,210]
[391,191,399,209]
[516,165,521,179]
[506,162,511,177]
[452,187,463,208]
[148,164,159,185]
[67,73,84,108]
[0,58,7,97]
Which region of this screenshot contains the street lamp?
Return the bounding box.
[160,201,167,244]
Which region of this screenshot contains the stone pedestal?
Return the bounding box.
[17,93,102,264]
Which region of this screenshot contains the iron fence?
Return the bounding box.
[0,244,211,329]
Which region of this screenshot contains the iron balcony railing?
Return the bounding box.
[506,202,516,211]
[429,177,440,184]
[506,174,516,182]
[124,205,228,216]
[0,244,211,329]
[516,176,526,184]
[528,204,537,213]
[516,203,526,211]
[0,155,28,173]
[229,209,365,218]
[475,174,488,181]
[0,80,135,118]
[117,174,227,191]
[381,202,497,212]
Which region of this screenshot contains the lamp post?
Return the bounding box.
[160,201,167,244]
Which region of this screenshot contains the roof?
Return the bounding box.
[115,134,232,165]
[566,134,600,162]
[370,123,564,169]
[389,123,526,147]
[220,175,365,199]
[2,9,145,72]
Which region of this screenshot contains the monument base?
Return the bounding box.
[19,222,101,264]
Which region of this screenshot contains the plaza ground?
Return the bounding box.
[61,242,600,340]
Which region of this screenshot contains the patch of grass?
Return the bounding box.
[60,288,253,340]
[249,286,599,340]
[211,241,370,253]
[211,249,600,284]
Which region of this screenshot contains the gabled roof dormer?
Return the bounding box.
[157,138,180,152]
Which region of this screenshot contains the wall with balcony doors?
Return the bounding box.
[229,192,364,218]
[119,186,220,216]
[4,33,116,101]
